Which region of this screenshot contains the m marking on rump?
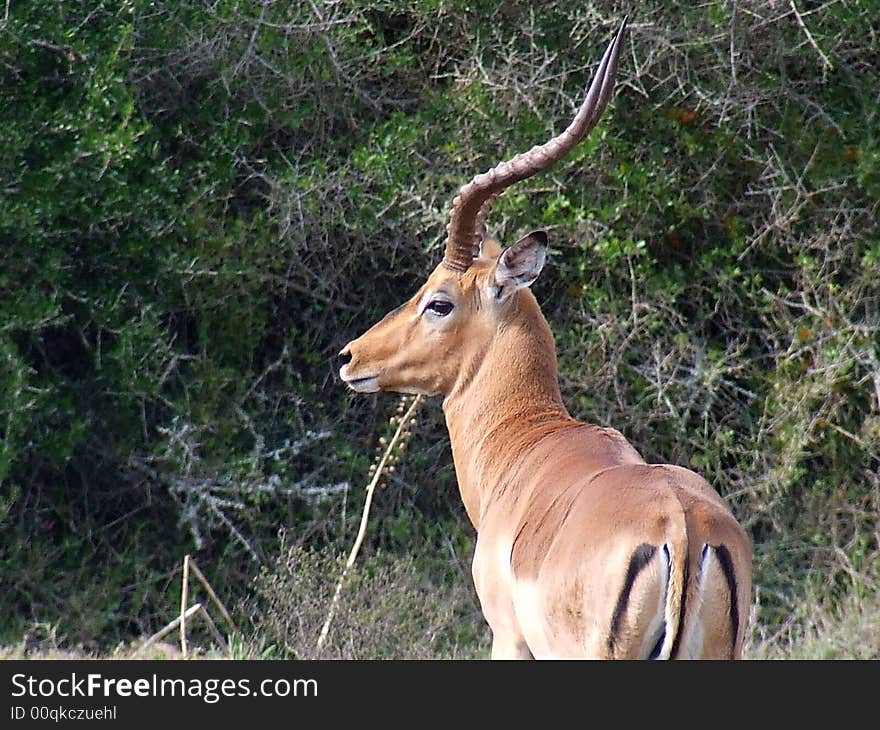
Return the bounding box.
[607,543,658,656]
[712,543,740,655]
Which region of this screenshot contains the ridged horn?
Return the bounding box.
[442,17,628,273]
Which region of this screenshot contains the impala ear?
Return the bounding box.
[491,231,548,301]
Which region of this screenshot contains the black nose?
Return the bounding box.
[338,347,352,367]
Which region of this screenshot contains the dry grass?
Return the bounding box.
[749,585,880,660]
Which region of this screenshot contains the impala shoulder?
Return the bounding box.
[593,424,646,464]
[558,422,645,467]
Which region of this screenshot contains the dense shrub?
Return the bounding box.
[1,1,878,654]
[247,533,487,660]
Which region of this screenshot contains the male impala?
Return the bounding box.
[339,20,752,659]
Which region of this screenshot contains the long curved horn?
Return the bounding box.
[442,17,628,273]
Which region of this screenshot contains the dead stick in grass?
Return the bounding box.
[134,603,202,658]
[187,556,242,638]
[316,394,424,652]
[180,554,190,659]
[198,606,230,657]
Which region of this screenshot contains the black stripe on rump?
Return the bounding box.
[711,543,740,657]
[607,543,657,656]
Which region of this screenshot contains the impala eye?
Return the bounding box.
[425,299,454,317]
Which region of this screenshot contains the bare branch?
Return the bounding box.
[28,39,85,62]
[788,0,834,75]
[316,394,424,653]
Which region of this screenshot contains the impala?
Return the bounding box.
[339,19,752,659]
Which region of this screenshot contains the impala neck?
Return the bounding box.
[442,293,572,528]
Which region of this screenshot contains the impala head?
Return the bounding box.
[339,19,627,398]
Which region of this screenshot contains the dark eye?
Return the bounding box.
[426,299,454,316]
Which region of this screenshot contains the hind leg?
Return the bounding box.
[681,545,739,659]
[490,631,533,659]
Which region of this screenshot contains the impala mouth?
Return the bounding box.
[339,365,380,393]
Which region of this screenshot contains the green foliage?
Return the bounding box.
[1,0,878,655]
